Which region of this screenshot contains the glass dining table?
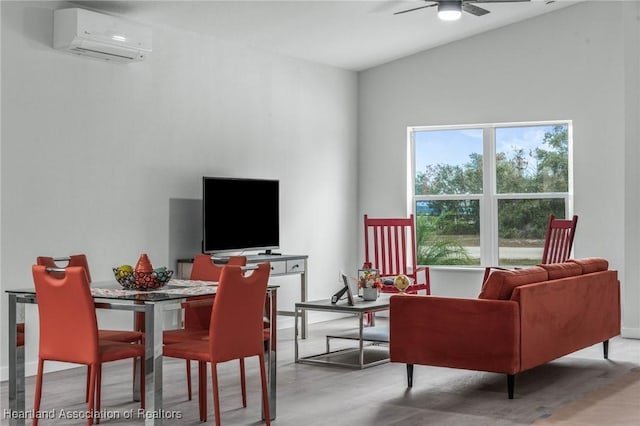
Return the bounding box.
[5,279,278,425]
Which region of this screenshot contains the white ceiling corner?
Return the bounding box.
[70,0,585,71]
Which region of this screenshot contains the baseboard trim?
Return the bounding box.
[1,311,350,382]
[621,327,640,339]
[0,360,77,382]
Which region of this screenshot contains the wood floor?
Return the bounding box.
[2,317,639,425]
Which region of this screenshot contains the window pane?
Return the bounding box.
[416,200,480,266]
[495,124,569,194]
[414,129,483,196]
[497,199,566,266]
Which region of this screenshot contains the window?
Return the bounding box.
[410,122,572,267]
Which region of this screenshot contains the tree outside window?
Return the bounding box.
[412,123,571,267]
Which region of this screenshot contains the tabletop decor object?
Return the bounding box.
[114,253,173,290]
[393,274,411,293]
[113,267,173,290]
[135,253,153,273]
[358,268,382,301]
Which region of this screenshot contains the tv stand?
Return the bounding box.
[177,253,309,338]
[259,250,281,256]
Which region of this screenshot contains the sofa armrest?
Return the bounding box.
[390,295,520,374]
[515,270,620,370]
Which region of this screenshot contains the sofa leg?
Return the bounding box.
[407,364,414,388]
[603,340,609,359]
[507,374,514,399]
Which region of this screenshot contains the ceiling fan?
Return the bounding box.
[395,0,531,21]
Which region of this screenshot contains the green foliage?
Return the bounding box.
[415,214,474,265]
[417,239,475,265]
[414,125,569,264]
[498,198,566,239]
[416,153,483,195]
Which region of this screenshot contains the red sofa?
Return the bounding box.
[389,258,621,398]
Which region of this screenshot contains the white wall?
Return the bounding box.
[358,1,640,337]
[0,1,359,379]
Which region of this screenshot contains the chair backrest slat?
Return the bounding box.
[541,215,578,264]
[364,214,417,278]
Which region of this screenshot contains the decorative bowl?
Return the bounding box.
[113,268,173,290]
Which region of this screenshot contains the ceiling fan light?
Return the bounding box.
[438,1,462,21]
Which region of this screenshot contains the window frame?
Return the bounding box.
[408,120,574,268]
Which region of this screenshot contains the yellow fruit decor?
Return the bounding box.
[116,264,133,279]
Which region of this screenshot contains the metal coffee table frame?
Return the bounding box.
[294,296,390,369]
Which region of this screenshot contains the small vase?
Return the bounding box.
[362,287,378,301]
[135,253,153,273]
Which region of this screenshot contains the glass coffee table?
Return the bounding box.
[294,295,390,369]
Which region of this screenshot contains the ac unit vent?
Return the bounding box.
[54,8,152,63]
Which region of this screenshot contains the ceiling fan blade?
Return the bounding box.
[394,3,437,16]
[469,0,531,3]
[463,3,490,16]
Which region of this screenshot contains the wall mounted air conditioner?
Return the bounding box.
[54,8,152,63]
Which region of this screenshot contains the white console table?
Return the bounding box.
[177,254,309,338]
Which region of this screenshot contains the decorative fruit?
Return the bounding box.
[116,265,133,279]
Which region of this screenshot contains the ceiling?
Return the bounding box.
[72,0,583,71]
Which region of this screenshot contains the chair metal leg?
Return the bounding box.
[85,365,91,402]
[186,360,192,400]
[139,356,145,410]
[259,354,271,426]
[33,359,45,426]
[603,339,609,359]
[507,374,515,399]
[95,364,102,424]
[212,362,221,426]
[87,363,97,426]
[240,358,247,407]
[407,364,414,388]
[198,361,207,421]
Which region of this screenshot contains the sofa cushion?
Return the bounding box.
[478,266,548,300]
[538,262,583,280]
[568,257,609,274]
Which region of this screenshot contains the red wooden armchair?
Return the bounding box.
[541,214,578,264]
[482,214,579,283]
[31,266,144,426]
[364,214,430,294]
[163,263,271,425]
[163,254,247,400]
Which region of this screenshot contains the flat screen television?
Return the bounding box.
[202,177,280,254]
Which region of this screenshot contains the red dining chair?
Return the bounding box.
[163,263,271,425]
[364,214,430,294]
[31,265,145,426]
[37,254,143,403]
[163,254,247,400]
[482,214,579,283]
[36,255,143,343]
[17,323,25,347]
